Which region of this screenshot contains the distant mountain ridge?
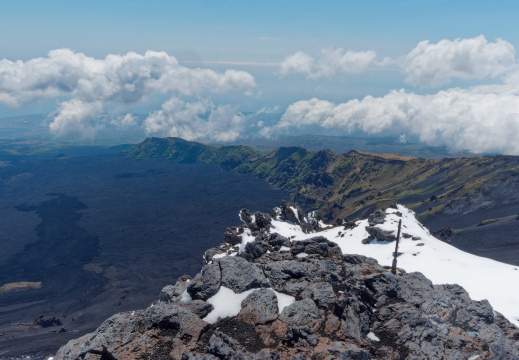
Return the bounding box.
[127,137,519,224]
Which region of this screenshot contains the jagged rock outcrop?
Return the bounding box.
[52,203,519,360]
[432,227,456,243]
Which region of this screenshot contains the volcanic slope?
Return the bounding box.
[52,202,519,359]
[128,137,519,221]
[128,137,519,265]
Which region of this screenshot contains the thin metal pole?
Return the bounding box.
[391,219,402,274]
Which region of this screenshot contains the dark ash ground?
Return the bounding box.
[0,154,287,359]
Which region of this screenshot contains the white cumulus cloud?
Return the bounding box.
[48,99,104,139]
[279,49,377,78]
[144,97,244,142]
[404,35,516,87]
[278,36,517,88]
[268,84,519,154]
[0,49,255,138]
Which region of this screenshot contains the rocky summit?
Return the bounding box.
[52,202,519,360]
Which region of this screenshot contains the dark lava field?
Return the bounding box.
[0,154,287,359]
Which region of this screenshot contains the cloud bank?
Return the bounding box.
[279,36,516,87]
[0,49,255,138]
[268,84,519,154]
[144,97,244,142]
[279,49,377,78]
[271,36,519,154]
[404,35,516,87]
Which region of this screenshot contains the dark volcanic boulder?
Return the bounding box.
[223,225,246,245]
[238,288,279,325]
[254,211,272,229]
[300,282,336,309]
[284,325,318,347]
[219,256,269,293]
[181,299,214,318]
[365,225,397,242]
[239,239,268,261]
[364,272,399,299]
[33,315,62,328]
[292,236,342,257]
[432,227,456,243]
[187,262,221,300]
[279,298,321,329]
[280,200,305,225]
[267,233,291,248]
[206,332,240,359]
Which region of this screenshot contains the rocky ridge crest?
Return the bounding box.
[53,203,519,360]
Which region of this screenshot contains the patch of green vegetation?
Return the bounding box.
[127,137,519,221]
[477,217,507,226]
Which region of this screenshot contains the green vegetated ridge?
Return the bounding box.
[127,137,519,221]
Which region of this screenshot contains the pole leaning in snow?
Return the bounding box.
[391,219,402,275]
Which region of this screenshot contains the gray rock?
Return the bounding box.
[335,297,370,341]
[365,272,399,298]
[263,260,314,288]
[283,280,311,296]
[239,240,267,261]
[143,302,208,335]
[292,236,342,257]
[285,325,318,347]
[187,262,221,300]
[365,226,396,242]
[267,233,291,248]
[398,272,434,305]
[280,200,304,225]
[279,298,320,328]
[159,275,192,303]
[240,208,254,226]
[327,342,370,360]
[300,282,336,309]
[219,256,269,293]
[224,225,246,245]
[238,288,278,325]
[182,299,214,318]
[254,211,272,229]
[54,311,140,360]
[207,331,240,359]
[368,209,386,225]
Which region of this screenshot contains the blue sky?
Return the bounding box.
[1,1,519,153]
[2,0,517,60]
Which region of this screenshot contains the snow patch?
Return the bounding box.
[204,286,255,324]
[204,286,295,324]
[296,252,309,258]
[367,331,380,341]
[180,290,192,304]
[265,203,519,327]
[279,246,291,251]
[273,290,295,313]
[238,229,255,254]
[289,206,300,222]
[212,252,235,259]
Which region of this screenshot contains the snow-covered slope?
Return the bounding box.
[53,202,519,360]
[259,204,519,328]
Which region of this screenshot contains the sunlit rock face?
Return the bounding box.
[53,203,519,360]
